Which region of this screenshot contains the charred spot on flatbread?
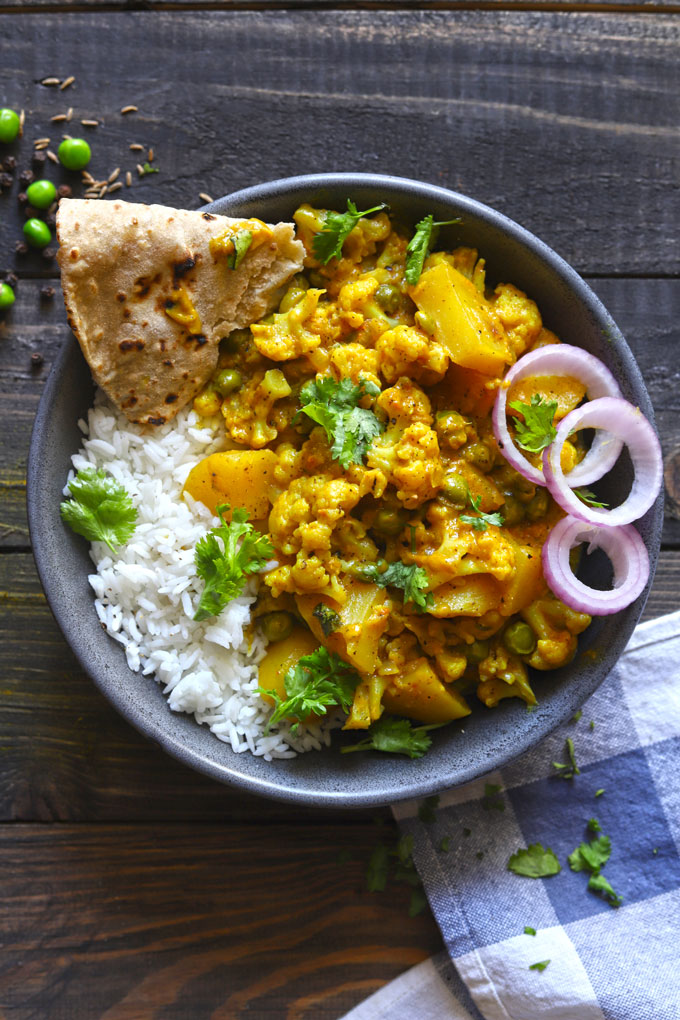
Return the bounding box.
[56,199,304,425]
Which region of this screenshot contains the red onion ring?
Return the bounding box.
[543,397,663,527]
[492,344,623,486]
[542,516,649,615]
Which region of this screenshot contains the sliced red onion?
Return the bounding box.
[492,343,623,486]
[543,397,662,527]
[542,515,649,615]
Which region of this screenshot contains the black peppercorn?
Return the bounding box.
[40,285,56,300]
[57,183,72,198]
[18,169,34,186]
[17,191,27,205]
[4,273,18,290]
[41,247,56,261]
[15,241,28,255]
[0,172,12,190]
[2,155,17,172]
[31,151,46,171]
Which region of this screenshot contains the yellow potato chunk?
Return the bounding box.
[183,450,278,519]
[382,658,471,724]
[428,575,503,618]
[257,627,320,707]
[497,540,546,617]
[508,373,587,422]
[410,261,512,376]
[296,580,390,675]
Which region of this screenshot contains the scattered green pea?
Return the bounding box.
[58,137,91,171]
[441,472,468,507]
[467,640,490,665]
[503,621,537,657]
[23,218,52,249]
[259,612,294,643]
[0,282,16,308]
[374,282,401,315]
[214,368,242,396]
[26,179,57,210]
[0,108,20,144]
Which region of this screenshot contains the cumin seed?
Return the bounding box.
[107,168,120,183]
[147,147,154,162]
[19,109,25,131]
[50,114,67,123]
[136,163,144,176]
[66,107,73,121]
[81,120,99,127]
[60,76,75,90]
[81,171,95,184]
[199,192,214,203]
[121,105,138,115]
[129,143,144,151]
[41,77,60,87]
[125,171,132,187]
[108,181,123,193]
[46,150,59,164]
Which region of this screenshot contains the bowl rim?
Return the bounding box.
[27,172,663,808]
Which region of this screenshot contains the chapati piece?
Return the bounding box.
[56,199,305,425]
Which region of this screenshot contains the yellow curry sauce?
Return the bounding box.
[184,203,592,732]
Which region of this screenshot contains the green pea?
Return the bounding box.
[526,488,549,521]
[436,410,467,450]
[23,218,52,249]
[0,282,16,309]
[214,368,242,396]
[501,492,525,526]
[26,179,57,210]
[415,310,436,335]
[467,640,490,665]
[464,441,495,473]
[374,282,401,315]
[503,621,537,656]
[0,108,20,144]
[58,137,91,171]
[373,507,407,537]
[259,612,294,644]
[441,472,468,507]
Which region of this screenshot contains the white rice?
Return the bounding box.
[66,390,336,759]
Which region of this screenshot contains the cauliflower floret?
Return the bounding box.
[520,594,591,671]
[368,420,443,509]
[222,369,291,448]
[477,644,536,707]
[328,342,381,389]
[407,504,516,587]
[375,377,433,427]
[493,284,542,359]
[250,288,326,361]
[376,324,450,385]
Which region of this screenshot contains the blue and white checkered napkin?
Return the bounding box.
[343,610,680,1020]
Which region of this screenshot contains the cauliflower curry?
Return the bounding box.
[184,202,591,737]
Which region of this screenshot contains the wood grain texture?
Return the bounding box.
[1,549,679,823]
[0,822,442,1019]
[0,11,677,273]
[4,1,680,11]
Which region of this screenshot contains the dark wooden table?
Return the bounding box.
[1,5,678,1017]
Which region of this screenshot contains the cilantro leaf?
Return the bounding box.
[360,560,433,612]
[225,229,252,270]
[193,505,273,622]
[259,646,360,729]
[529,960,551,972]
[298,376,383,468]
[587,873,623,907]
[140,161,159,176]
[341,716,439,759]
[408,888,429,917]
[418,795,440,822]
[508,843,562,878]
[508,393,558,453]
[483,783,505,811]
[524,926,537,936]
[313,603,340,636]
[366,843,390,892]
[568,835,611,874]
[552,737,580,780]
[60,467,137,552]
[405,213,461,285]
[460,492,505,532]
[574,487,609,509]
[587,818,602,834]
[312,200,387,264]
[440,837,451,853]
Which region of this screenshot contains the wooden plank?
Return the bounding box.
[0,821,442,1019]
[4,1,680,11]
[1,549,678,822]
[0,10,677,274]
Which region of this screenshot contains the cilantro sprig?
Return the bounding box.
[460,492,505,532]
[259,646,360,731]
[297,376,384,469]
[360,560,432,612]
[552,736,580,780]
[225,229,252,270]
[405,213,461,285]
[193,505,273,622]
[508,393,558,453]
[575,487,609,509]
[312,200,387,264]
[568,820,623,907]
[341,716,441,759]
[507,843,562,878]
[60,467,137,552]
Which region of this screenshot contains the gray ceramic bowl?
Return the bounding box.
[27,173,662,808]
